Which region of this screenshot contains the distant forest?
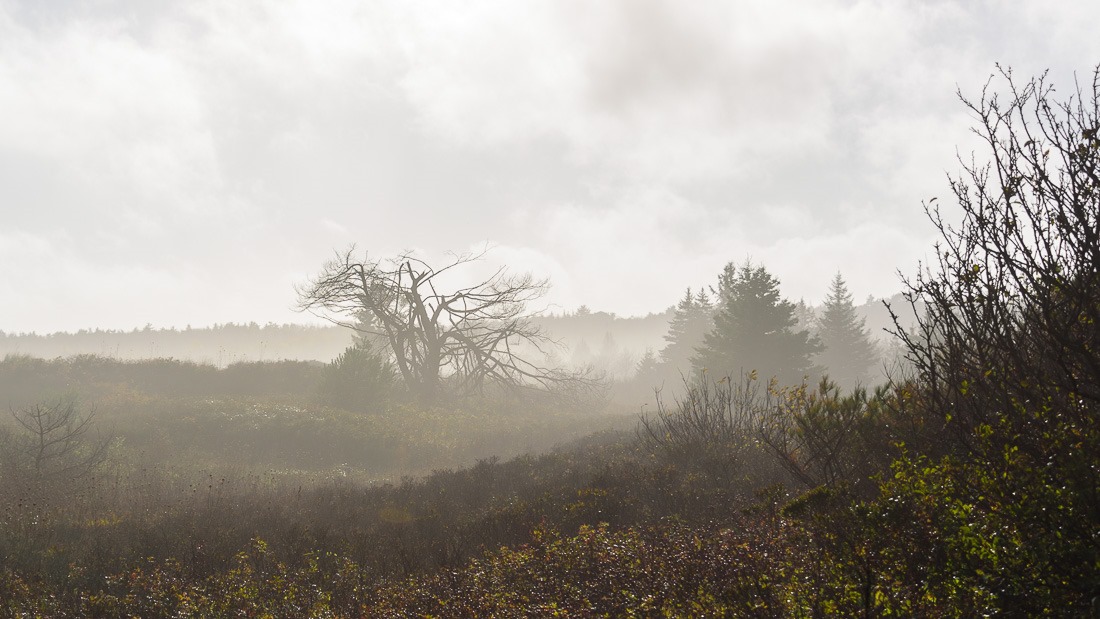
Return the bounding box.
[0,294,914,379]
[0,322,351,366]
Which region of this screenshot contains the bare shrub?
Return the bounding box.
[640,372,776,486]
[0,397,111,497]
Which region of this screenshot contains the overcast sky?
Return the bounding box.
[1,0,1098,333]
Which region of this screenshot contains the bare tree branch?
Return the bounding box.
[297,247,599,403]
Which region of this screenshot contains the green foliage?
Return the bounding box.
[693,262,821,385]
[759,378,893,493]
[0,354,325,405]
[855,447,1098,615]
[885,66,1100,612]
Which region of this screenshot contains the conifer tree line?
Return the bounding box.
[648,262,882,389]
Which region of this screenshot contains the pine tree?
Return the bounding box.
[319,339,398,411]
[659,288,713,372]
[692,261,821,384]
[634,348,661,385]
[816,273,880,388]
[793,299,817,333]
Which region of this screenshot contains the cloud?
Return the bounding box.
[392,0,839,182]
[319,218,351,237]
[385,0,975,187]
[388,0,1100,197]
[0,225,326,333]
[2,0,1099,333]
[514,184,936,316]
[0,8,218,218]
[0,230,182,332]
[516,189,733,315]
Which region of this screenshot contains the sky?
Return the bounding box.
[1,0,1098,334]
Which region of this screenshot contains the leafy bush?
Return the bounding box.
[885,66,1100,611]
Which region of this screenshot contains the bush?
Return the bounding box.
[639,372,791,491]
[888,65,1100,612]
[316,342,397,411]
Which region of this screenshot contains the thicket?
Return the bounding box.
[882,65,1100,612]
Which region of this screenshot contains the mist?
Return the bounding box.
[2,1,1098,615]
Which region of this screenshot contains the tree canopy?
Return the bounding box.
[659,288,713,373]
[815,273,879,388]
[693,262,821,385]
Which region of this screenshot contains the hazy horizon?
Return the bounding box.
[0,288,910,336]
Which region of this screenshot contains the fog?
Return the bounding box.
[2,2,1098,615]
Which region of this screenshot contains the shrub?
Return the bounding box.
[316,342,398,411]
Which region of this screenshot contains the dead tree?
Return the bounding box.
[297,247,595,404]
[1,397,110,494]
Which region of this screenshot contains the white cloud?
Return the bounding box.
[516,187,936,316]
[384,0,986,187]
[1,0,1098,333]
[0,9,218,215]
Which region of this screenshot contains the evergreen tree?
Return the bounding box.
[793,299,817,333]
[659,288,713,372]
[318,340,398,411]
[692,261,821,385]
[633,348,661,386]
[816,273,880,388]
